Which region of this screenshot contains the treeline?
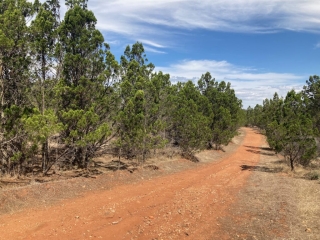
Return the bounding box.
[0,0,243,176]
[246,76,320,170]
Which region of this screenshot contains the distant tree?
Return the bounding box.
[245,106,254,126]
[252,104,263,127]
[246,103,267,129]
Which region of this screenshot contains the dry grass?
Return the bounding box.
[217,141,320,240]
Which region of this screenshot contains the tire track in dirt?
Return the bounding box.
[0,128,263,240]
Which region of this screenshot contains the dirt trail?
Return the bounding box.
[0,128,263,240]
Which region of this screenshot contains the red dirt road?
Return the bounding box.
[0,128,263,240]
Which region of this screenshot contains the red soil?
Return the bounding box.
[0,128,262,240]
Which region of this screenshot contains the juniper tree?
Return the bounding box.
[266,91,317,170]
[116,42,169,162]
[170,81,212,156]
[30,0,61,173]
[57,1,112,168]
[0,0,34,174]
[303,75,320,135]
[198,72,242,149]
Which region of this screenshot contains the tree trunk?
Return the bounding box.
[41,53,50,174]
[7,158,11,175]
[42,140,49,174]
[74,147,81,168]
[142,115,146,162]
[82,146,87,169]
[0,61,4,120]
[290,157,294,171]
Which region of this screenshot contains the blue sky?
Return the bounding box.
[64,0,320,108]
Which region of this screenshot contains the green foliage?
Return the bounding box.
[28,1,61,172]
[170,81,212,154]
[116,43,167,161]
[55,2,112,168]
[0,1,247,174]
[212,106,234,148]
[0,0,33,108]
[3,0,318,177]
[23,109,61,144]
[65,0,88,9]
[198,72,242,149]
[245,106,253,126]
[116,92,145,158]
[1,106,38,168]
[58,4,104,90]
[303,75,320,135]
[246,86,319,171]
[0,0,36,175]
[246,93,285,130]
[22,108,62,172]
[263,91,317,170]
[61,108,110,146]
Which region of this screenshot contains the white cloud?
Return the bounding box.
[156,59,305,108]
[138,39,167,54]
[34,0,320,50]
[48,0,320,54]
[144,46,167,54]
[84,0,320,39]
[315,42,320,48]
[105,40,121,46]
[138,39,165,49]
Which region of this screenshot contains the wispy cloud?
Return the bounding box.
[315,42,320,48]
[105,40,121,46]
[156,59,305,108]
[138,39,166,49]
[138,39,167,54]
[144,46,167,54]
[85,0,320,39]
[54,0,320,52]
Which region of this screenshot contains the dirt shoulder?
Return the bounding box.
[0,127,261,240]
